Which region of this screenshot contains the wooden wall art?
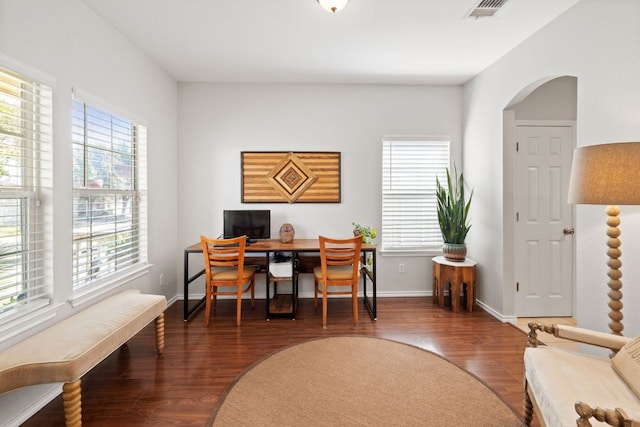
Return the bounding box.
[241,151,341,203]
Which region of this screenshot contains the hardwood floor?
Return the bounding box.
[23,297,532,426]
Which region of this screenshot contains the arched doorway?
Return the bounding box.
[504,76,578,317]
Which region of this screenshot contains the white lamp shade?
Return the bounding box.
[317,0,349,13]
[568,142,640,205]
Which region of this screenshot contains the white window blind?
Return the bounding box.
[0,65,53,315]
[72,97,147,291]
[382,138,450,251]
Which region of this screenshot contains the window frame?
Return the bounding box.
[70,91,149,304]
[381,137,450,255]
[0,59,54,340]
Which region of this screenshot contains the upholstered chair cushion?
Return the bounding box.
[211,266,257,281]
[313,265,358,281]
[524,346,640,426]
[612,333,640,398]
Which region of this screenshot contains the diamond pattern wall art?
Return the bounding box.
[266,152,317,203]
[241,152,341,203]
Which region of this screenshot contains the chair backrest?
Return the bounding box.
[200,235,247,283]
[318,235,363,283]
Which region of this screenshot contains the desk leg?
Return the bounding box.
[266,252,271,320]
[183,251,206,321]
[293,253,299,317]
[362,249,377,320]
[371,250,377,319]
[183,250,189,321]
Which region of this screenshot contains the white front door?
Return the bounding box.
[515,124,574,317]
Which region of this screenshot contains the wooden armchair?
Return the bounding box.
[524,322,640,427]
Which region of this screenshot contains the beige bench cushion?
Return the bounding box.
[0,289,166,394]
[525,346,640,426]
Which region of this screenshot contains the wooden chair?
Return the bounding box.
[200,235,256,326]
[313,235,363,328]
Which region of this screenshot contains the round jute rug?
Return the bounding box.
[208,336,523,426]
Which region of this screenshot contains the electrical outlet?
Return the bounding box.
[159,273,164,286]
[398,264,405,274]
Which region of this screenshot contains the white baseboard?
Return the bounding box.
[475,299,517,323]
[178,292,514,322]
[179,290,432,301]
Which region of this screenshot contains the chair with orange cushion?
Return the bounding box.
[200,235,256,326]
[313,235,363,328]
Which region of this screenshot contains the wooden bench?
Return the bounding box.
[0,289,167,427]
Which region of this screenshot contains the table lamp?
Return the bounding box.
[567,141,640,335]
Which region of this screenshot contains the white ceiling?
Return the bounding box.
[81,0,580,85]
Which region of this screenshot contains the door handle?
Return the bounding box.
[563,227,575,235]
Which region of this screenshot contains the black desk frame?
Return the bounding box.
[183,240,377,322]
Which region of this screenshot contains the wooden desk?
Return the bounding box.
[183,239,377,321]
[432,256,477,313]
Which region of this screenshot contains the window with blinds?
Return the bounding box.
[382,138,450,251]
[0,66,53,315]
[72,98,147,291]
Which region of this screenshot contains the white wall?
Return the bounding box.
[0,0,178,422]
[178,83,462,299]
[463,0,640,333]
[0,0,179,323]
[511,76,577,121]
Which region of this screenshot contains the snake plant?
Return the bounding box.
[435,166,473,244]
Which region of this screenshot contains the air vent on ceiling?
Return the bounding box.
[465,0,511,19]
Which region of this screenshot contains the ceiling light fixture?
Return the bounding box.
[317,0,349,14]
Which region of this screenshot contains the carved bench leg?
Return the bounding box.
[155,313,165,354]
[523,381,533,426]
[63,379,82,427]
[575,401,630,427]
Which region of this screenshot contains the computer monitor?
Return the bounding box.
[223,210,271,241]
